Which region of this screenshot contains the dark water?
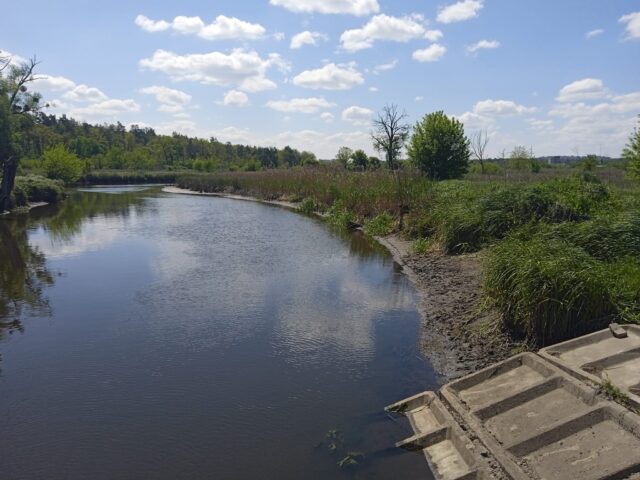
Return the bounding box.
[0,187,437,480]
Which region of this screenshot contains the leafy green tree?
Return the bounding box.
[408,111,470,179]
[43,145,84,184]
[335,146,353,168]
[0,55,42,211]
[349,149,369,170]
[300,150,318,166]
[509,145,541,172]
[623,117,640,180]
[278,145,300,168]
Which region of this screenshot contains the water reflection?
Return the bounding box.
[0,188,436,480]
[0,187,156,336]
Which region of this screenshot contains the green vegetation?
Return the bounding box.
[178,166,639,347]
[408,111,470,179]
[42,145,84,184]
[599,377,633,409]
[13,175,64,206]
[79,170,177,185]
[624,117,640,180]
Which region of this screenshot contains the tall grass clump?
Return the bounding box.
[364,212,395,236]
[485,236,618,345]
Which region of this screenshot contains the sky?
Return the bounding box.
[1,0,639,159]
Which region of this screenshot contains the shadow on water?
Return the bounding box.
[0,186,159,352]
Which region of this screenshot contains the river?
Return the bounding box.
[0,186,437,479]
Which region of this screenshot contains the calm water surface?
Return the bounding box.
[0,187,437,479]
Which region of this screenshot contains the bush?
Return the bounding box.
[298,197,317,214]
[42,145,84,184]
[485,236,618,345]
[327,200,355,229]
[13,175,65,206]
[364,212,395,236]
[469,161,502,174]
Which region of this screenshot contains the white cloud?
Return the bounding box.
[341,105,373,125]
[0,49,27,66]
[269,0,379,16]
[473,99,535,115]
[69,99,141,120]
[424,29,444,42]
[415,96,424,101]
[619,12,640,40]
[412,44,446,62]
[340,14,427,51]
[266,97,335,113]
[290,31,328,49]
[140,85,191,112]
[135,15,170,32]
[63,84,108,103]
[437,0,483,23]
[139,49,287,92]
[556,78,610,103]
[31,74,76,91]
[223,90,249,107]
[135,14,266,40]
[369,86,378,92]
[455,111,493,130]
[293,63,364,90]
[320,112,334,123]
[467,39,500,55]
[528,118,554,131]
[586,29,604,39]
[373,60,398,74]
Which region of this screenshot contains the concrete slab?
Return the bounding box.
[539,325,640,408]
[388,349,640,479]
[386,392,491,480]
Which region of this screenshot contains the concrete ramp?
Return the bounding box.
[539,324,640,408]
[388,327,640,480]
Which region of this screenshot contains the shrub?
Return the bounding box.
[469,161,502,175]
[42,145,84,184]
[327,200,355,229]
[13,175,64,206]
[364,212,395,236]
[298,197,317,214]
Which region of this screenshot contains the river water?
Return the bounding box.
[0,186,437,479]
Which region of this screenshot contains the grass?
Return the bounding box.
[598,377,633,410]
[79,170,177,185]
[176,165,640,347]
[13,175,65,206]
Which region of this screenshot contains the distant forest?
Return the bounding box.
[18,113,314,172]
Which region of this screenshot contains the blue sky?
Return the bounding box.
[2,0,639,158]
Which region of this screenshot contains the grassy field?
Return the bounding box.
[177,165,640,346]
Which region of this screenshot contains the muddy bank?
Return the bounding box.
[379,235,518,380]
[164,186,518,380]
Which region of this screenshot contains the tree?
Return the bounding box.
[408,111,470,180]
[470,129,489,174]
[368,156,381,170]
[371,104,409,170]
[335,146,353,168]
[509,145,539,172]
[0,55,42,211]
[43,145,84,184]
[300,150,319,166]
[623,117,640,180]
[349,149,369,170]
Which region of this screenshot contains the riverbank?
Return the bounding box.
[164,185,516,380]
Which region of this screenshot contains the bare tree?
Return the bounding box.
[371,104,410,170]
[470,129,489,174]
[0,56,41,212]
[371,104,411,227]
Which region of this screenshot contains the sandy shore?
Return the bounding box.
[164,186,516,380]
